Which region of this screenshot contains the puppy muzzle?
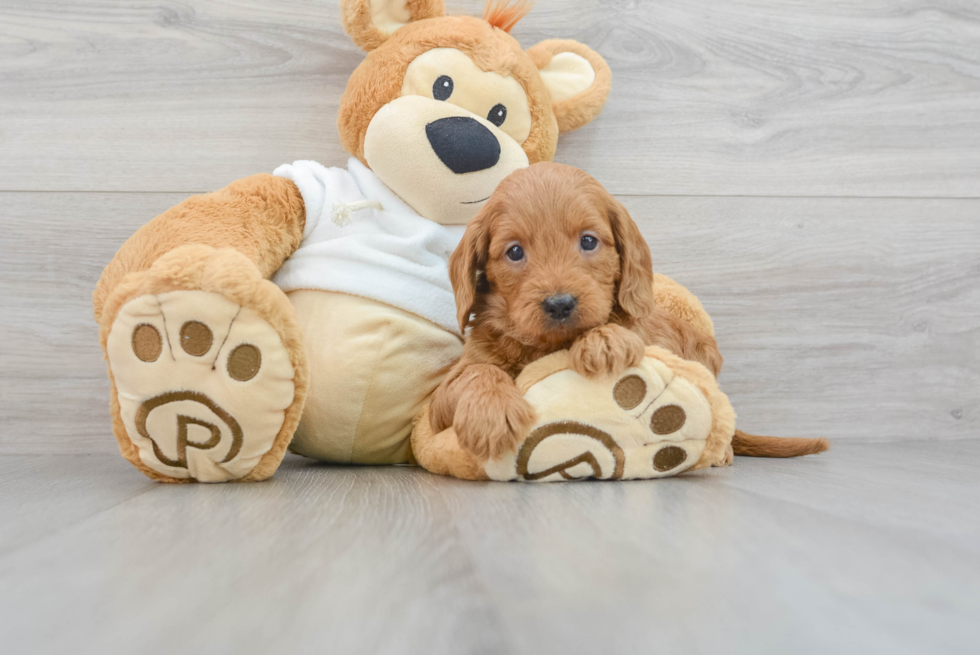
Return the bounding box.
[542,293,578,322]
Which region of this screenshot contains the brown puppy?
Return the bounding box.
[431,162,827,462]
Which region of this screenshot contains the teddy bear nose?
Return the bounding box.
[542,294,578,321]
[425,117,501,174]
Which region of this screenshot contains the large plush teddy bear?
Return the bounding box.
[93,0,619,482]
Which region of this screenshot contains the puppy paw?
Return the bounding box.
[452,366,536,462]
[455,393,535,462]
[570,324,646,378]
[428,377,461,435]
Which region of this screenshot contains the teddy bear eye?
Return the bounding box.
[580,234,599,251]
[487,103,507,127]
[505,244,524,261]
[433,75,453,101]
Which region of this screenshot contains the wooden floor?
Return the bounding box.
[1,442,978,654]
[1,0,979,652]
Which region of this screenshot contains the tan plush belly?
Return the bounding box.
[287,290,463,464]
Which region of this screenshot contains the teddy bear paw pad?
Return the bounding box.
[106,290,295,482]
[483,353,715,482]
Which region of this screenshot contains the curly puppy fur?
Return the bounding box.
[431,162,828,461]
[430,162,723,460]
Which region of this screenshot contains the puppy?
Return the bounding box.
[431,163,827,462]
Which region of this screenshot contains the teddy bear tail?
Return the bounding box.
[731,430,830,458]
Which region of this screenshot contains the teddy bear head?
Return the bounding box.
[338,0,611,224]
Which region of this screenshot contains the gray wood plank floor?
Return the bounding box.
[1,442,978,654]
[1,1,978,652]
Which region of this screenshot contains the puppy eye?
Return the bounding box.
[505,244,524,262]
[487,103,507,127]
[433,75,453,101]
[580,234,599,251]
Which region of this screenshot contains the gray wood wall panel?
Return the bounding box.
[1,0,979,196]
[0,192,189,454]
[2,192,976,453]
[621,195,980,443]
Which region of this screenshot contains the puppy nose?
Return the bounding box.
[542,294,578,321]
[425,117,501,174]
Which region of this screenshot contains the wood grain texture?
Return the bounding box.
[1,0,979,195]
[0,456,511,654]
[0,454,154,555]
[621,195,980,442]
[0,443,977,654]
[0,192,191,454]
[1,3,977,652]
[433,441,980,655]
[2,192,976,453]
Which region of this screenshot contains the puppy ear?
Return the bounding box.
[449,208,492,333]
[341,0,445,52]
[607,197,655,320]
[526,39,612,133]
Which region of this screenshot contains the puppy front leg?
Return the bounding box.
[429,364,465,435]
[452,365,535,462]
[571,324,646,378]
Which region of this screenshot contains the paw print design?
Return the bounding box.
[484,348,729,482]
[106,290,296,482]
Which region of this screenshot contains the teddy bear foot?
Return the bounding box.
[101,245,307,482]
[483,346,736,482]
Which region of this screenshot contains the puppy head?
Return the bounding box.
[451,162,655,346]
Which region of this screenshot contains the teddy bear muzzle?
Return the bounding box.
[363,94,529,225]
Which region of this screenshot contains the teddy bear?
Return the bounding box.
[92,0,620,482]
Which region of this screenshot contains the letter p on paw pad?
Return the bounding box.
[106,290,296,482]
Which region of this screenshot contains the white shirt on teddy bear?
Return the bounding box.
[272,159,466,336]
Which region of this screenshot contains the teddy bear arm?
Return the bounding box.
[93,174,305,323]
[651,273,715,338]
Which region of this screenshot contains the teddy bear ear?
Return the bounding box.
[341,0,445,52]
[526,39,612,133]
